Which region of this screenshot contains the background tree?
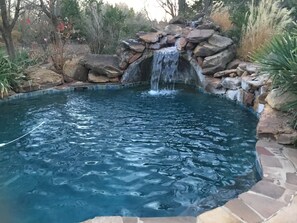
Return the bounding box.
[60,0,82,41]
[156,0,178,18]
[0,0,22,59]
[82,1,151,54]
[38,0,75,75]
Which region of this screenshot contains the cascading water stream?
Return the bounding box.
[150,47,179,92]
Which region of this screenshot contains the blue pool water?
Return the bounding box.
[0,87,259,223]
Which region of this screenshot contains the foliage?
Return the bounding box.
[82,2,152,54]
[0,49,37,98]
[253,33,297,128]
[238,0,293,60]
[61,0,81,23]
[60,0,83,40]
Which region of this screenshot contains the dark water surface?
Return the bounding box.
[0,87,259,223]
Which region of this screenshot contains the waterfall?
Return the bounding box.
[150,47,179,91]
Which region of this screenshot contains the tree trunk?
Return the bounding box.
[1,30,15,59]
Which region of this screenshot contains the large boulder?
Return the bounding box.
[15,67,63,93]
[194,34,233,57]
[186,29,215,43]
[63,58,89,81]
[266,89,297,111]
[202,49,235,73]
[80,54,122,78]
[194,43,218,57]
[207,34,233,51]
[138,32,162,43]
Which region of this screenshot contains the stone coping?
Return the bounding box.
[1,83,297,223]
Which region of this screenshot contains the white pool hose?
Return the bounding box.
[0,121,45,148]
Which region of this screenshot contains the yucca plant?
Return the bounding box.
[0,51,27,98]
[253,33,297,129]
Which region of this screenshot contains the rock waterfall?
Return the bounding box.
[150,47,179,91]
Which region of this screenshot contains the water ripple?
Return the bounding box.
[0,87,259,223]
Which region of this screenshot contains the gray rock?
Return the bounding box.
[213,69,237,78]
[238,62,260,74]
[138,32,162,43]
[16,67,63,93]
[246,63,260,74]
[149,43,161,50]
[266,89,297,111]
[176,37,187,51]
[121,40,145,53]
[164,24,183,35]
[243,91,255,106]
[63,58,88,81]
[193,43,218,57]
[118,50,134,69]
[197,21,219,30]
[186,29,215,43]
[207,34,233,51]
[241,76,264,92]
[80,54,122,78]
[167,35,176,44]
[193,34,233,57]
[202,65,223,75]
[203,49,235,70]
[204,77,225,95]
[128,53,142,64]
[227,59,242,69]
[221,77,241,90]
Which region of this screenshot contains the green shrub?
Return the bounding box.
[0,49,38,98]
[0,52,20,98]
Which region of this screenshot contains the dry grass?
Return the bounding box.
[210,2,233,32]
[238,0,293,61]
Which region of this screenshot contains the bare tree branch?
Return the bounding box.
[156,0,178,18]
[10,0,22,30]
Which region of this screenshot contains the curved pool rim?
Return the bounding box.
[1,83,297,223]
